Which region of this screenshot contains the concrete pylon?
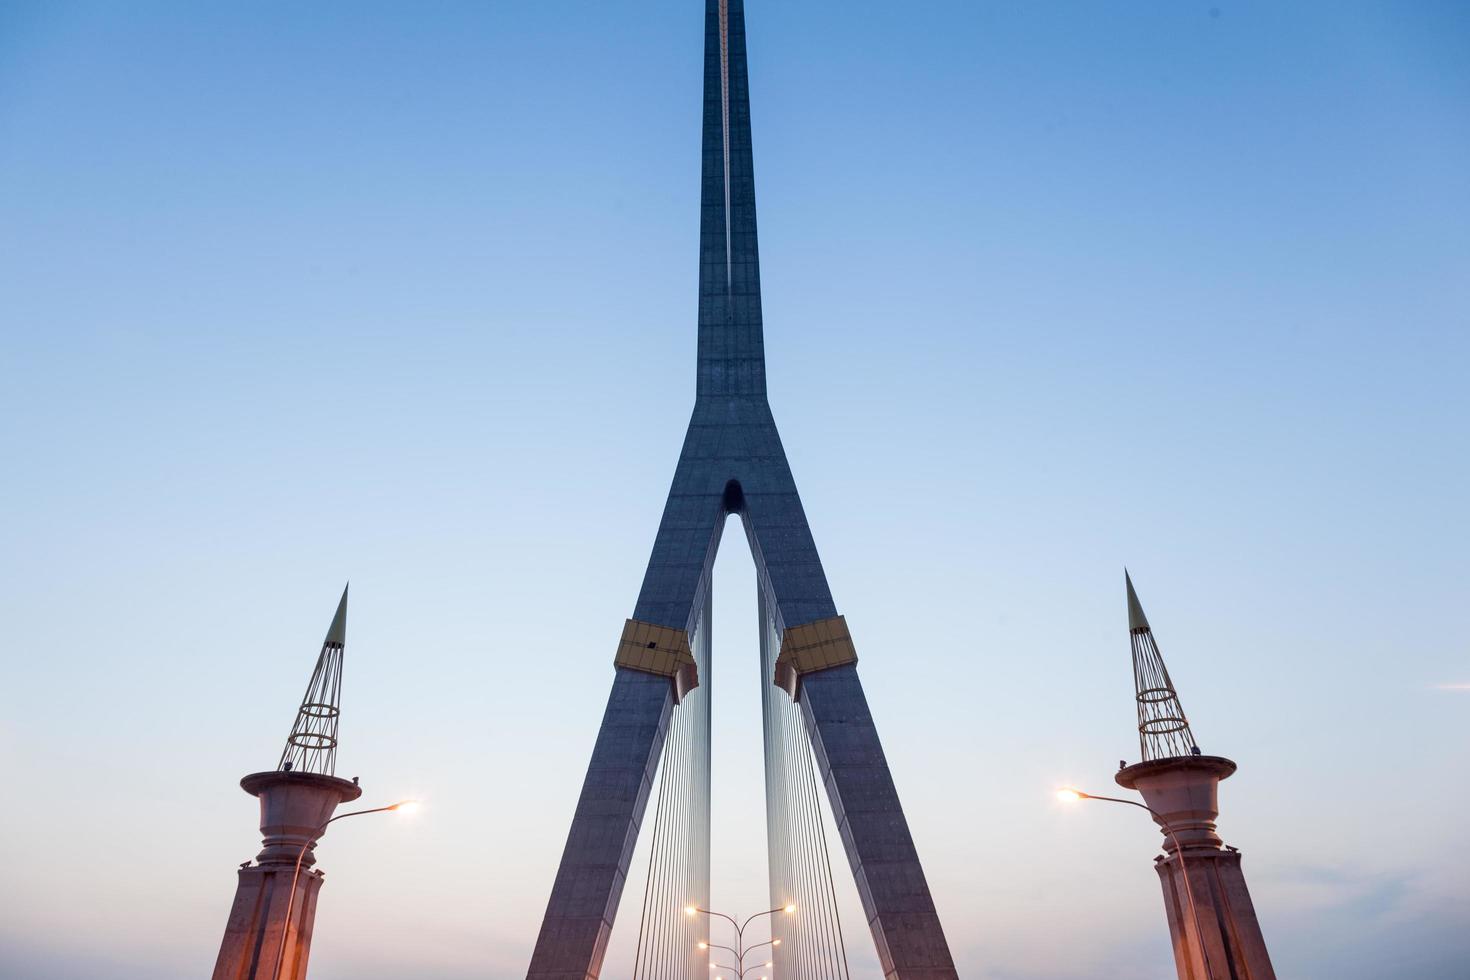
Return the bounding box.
[524,2,958,977]
[212,589,361,980]
[1117,578,1276,980]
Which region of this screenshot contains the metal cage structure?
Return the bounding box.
[277,585,349,777]
[1127,572,1199,762]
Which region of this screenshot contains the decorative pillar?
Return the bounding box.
[1117,574,1276,980]
[212,772,362,980]
[212,586,360,980]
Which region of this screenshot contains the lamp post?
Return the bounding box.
[271,799,418,980]
[706,943,778,980]
[1057,788,1214,979]
[687,904,795,980]
[699,941,779,980]
[708,959,776,980]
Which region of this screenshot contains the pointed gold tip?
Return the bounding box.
[325,583,348,647]
[1125,570,1150,633]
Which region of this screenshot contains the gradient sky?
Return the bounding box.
[2,2,1468,978]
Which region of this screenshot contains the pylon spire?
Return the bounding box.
[696,0,766,398]
[1125,571,1198,762]
[277,584,348,776]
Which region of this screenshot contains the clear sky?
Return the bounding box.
[2,1,1467,978]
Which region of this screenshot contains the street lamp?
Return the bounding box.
[708,965,773,980]
[271,798,419,980]
[1056,787,1214,978]
[687,904,795,980]
[709,958,775,980]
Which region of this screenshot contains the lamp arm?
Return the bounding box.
[741,940,777,960]
[326,803,402,824]
[693,906,742,938]
[740,905,789,932]
[1075,790,1213,978]
[270,801,407,980]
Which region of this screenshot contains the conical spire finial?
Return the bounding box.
[325,583,348,647]
[1125,571,1198,762]
[277,585,349,776]
[1125,569,1149,633]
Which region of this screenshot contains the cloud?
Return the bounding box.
[1261,862,1470,980]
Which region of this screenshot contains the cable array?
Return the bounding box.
[632,592,713,980]
[628,585,850,980]
[759,591,852,980]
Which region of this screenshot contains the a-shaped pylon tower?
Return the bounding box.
[1116,574,1277,980]
[525,3,958,979]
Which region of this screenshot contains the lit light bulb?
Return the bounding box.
[698,942,708,950]
[772,939,781,946]
[784,904,796,913]
[685,906,697,917]
[1055,788,1085,803]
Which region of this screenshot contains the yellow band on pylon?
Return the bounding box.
[773,615,858,700]
[614,619,699,703]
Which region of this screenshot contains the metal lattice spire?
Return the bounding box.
[277,584,348,776]
[1126,571,1199,762]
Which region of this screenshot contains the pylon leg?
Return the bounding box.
[798,664,960,980]
[526,667,675,980]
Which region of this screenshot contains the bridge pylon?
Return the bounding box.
[526,4,958,979]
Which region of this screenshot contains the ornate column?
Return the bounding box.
[1117,575,1276,980]
[212,587,360,980]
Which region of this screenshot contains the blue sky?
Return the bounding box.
[1,2,1467,978]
